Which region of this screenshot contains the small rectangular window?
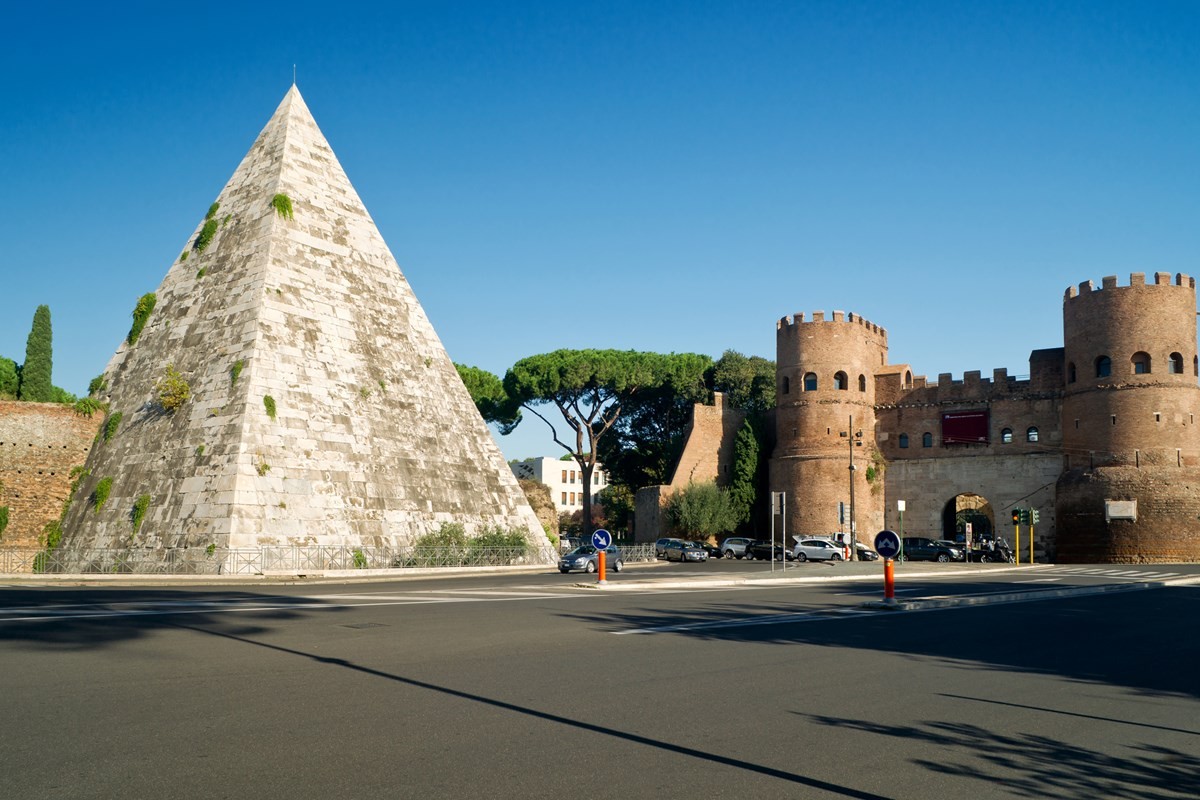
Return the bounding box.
[561,492,567,505]
[1074,419,1080,429]
[561,470,567,483]
[1155,412,1161,423]
[1112,415,1117,426]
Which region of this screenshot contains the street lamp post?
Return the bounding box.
[848,414,858,561]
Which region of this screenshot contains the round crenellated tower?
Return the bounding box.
[1056,272,1200,562]
[770,310,887,543]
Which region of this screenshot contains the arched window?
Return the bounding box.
[904,370,913,388]
[1095,356,1111,378]
[782,376,790,395]
[803,372,817,391]
[898,433,909,449]
[1132,352,1151,374]
[1067,362,1076,383]
[1169,352,1183,374]
[833,371,848,390]
[1001,428,1013,444]
[922,432,933,448]
[1027,427,1039,442]
[858,374,866,392]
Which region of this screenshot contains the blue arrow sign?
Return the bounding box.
[591,529,612,550]
[874,529,901,559]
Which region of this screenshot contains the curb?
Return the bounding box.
[860,573,1200,611]
[574,564,1035,591]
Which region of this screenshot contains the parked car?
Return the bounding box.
[662,540,708,562]
[720,536,754,559]
[559,536,585,552]
[745,539,790,561]
[901,537,965,562]
[655,537,684,559]
[791,537,844,562]
[855,543,880,561]
[558,544,623,574]
[687,540,722,559]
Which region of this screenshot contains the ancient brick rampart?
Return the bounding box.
[668,393,745,489]
[0,402,100,547]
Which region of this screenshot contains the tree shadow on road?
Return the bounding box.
[797,712,1199,800]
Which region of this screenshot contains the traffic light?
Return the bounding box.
[1011,509,1020,526]
[1031,509,1040,525]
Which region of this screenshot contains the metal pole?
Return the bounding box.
[781,492,787,570]
[849,414,857,561]
[769,493,775,573]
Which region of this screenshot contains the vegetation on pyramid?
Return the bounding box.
[127,293,157,345]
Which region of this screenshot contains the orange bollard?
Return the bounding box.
[884,558,895,602]
[598,549,606,583]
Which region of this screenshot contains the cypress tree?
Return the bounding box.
[729,418,760,527]
[19,305,53,402]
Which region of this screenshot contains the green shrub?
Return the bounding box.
[127,292,157,345]
[131,495,151,535]
[221,214,232,227]
[155,364,191,412]
[0,506,8,540]
[263,395,276,419]
[353,549,367,569]
[665,481,738,539]
[92,476,113,511]
[102,411,123,442]
[196,444,205,456]
[271,193,294,220]
[87,373,108,396]
[206,201,220,220]
[256,461,270,476]
[43,520,63,550]
[73,397,106,417]
[194,219,219,253]
[230,359,245,386]
[180,250,189,262]
[196,267,206,279]
[0,357,18,399]
[205,543,217,556]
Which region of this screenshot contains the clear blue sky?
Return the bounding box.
[3,1,1197,461]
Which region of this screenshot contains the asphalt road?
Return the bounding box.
[2,561,1197,799]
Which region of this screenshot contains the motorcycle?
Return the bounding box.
[971,538,1015,563]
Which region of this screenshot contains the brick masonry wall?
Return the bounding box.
[668,394,745,489]
[0,402,101,547]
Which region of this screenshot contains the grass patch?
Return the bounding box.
[263,395,276,419]
[230,359,245,386]
[92,476,113,511]
[271,193,294,220]
[131,495,151,535]
[194,218,219,253]
[127,292,157,345]
[102,411,123,442]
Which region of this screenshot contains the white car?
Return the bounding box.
[791,537,845,562]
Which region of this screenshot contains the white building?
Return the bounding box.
[510,457,608,514]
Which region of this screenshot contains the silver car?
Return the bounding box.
[558,545,623,574]
[720,536,754,559]
[791,537,845,562]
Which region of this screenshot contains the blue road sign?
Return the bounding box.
[874,529,901,559]
[591,529,612,550]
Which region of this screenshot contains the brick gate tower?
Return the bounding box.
[770,311,887,544]
[1056,273,1200,562]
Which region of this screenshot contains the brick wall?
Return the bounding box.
[0,402,100,547]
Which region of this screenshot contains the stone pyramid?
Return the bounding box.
[62,86,546,555]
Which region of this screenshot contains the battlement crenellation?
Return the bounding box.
[776,310,887,340]
[1064,272,1194,301]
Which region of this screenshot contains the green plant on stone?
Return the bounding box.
[222,214,232,228]
[155,364,191,412]
[263,395,276,419]
[102,411,124,442]
[88,374,108,396]
[353,549,367,569]
[271,193,294,220]
[196,444,205,457]
[230,359,245,386]
[127,292,157,346]
[42,520,63,551]
[92,476,114,511]
[194,219,219,253]
[0,506,8,540]
[196,267,206,279]
[131,494,151,535]
[73,397,107,418]
[359,386,371,399]
[180,250,189,262]
[206,201,220,220]
[256,461,271,477]
[205,543,217,556]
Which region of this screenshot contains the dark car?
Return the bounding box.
[745,539,790,561]
[558,544,623,574]
[662,540,708,562]
[855,543,880,561]
[901,537,965,562]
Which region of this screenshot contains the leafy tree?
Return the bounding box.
[665,481,738,540]
[454,363,520,431]
[711,349,776,414]
[595,484,635,534]
[0,357,18,399]
[728,418,759,527]
[19,305,53,402]
[474,350,710,534]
